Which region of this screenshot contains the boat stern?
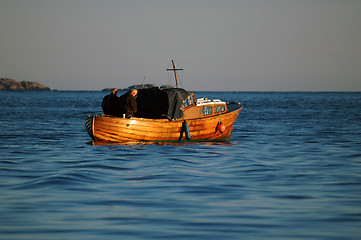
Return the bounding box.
[85,116,95,140]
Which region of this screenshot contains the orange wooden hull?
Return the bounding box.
[86,106,242,143]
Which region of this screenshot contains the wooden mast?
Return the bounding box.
[167,60,183,88]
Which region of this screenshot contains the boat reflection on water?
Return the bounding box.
[87,140,238,146]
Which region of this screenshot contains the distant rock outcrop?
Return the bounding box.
[0,78,51,91]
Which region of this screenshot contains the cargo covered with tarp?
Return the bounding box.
[136,87,191,120]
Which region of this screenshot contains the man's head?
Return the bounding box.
[111,88,118,95]
[130,89,138,97]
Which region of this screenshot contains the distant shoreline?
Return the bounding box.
[0,78,51,91]
[1,79,359,92]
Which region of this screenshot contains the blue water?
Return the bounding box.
[1,91,361,239]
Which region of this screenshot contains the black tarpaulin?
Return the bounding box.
[136,87,191,120]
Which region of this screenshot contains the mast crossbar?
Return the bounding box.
[166,68,183,71]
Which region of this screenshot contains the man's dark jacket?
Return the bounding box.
[119,91,137,116]
[101,93,120,116]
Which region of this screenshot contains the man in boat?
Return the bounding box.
[119,89,138,118]
[101,88,121,116]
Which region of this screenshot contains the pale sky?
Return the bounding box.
[1,0,360,91]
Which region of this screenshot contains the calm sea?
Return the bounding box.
[0,91,360,239]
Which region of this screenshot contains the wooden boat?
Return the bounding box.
[85,61,242,143]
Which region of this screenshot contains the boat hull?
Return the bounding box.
[85,105,242,143]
